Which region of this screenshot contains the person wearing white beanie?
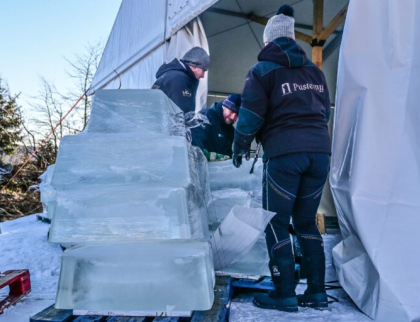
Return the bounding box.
[263,5,295,43]
[233,4,331,313]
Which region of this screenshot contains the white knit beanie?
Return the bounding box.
[263,13,295,43]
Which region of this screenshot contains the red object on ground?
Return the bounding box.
[0,269,31,314]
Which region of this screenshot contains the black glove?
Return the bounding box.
[233,154,243,168]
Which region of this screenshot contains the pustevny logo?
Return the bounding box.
[281,83,292,95]
[281,82,324,95]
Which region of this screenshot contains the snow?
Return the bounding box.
[0,215,371,321]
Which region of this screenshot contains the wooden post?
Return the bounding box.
[316,213,326,234]
[312,0,324,69]
[312,46,323,70]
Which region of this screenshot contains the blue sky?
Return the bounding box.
[0,0,121,108]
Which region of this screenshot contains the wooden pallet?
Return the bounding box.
[0,269,32,314]
[30,276,231,322]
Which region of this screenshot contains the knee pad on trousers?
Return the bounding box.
[271,238,293,258]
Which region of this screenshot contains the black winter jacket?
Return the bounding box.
[234,37,331,160]
[191,102,235,157]
[152,59,198,113]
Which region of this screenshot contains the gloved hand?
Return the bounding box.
[232,154,242,168]
[202,149,230,161]
[232,150,251,168]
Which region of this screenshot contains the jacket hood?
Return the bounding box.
[258,37,308,68]
[155,58,196,79]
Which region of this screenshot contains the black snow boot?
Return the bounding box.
[297,291,328,309]
[296,234,328,309]
[254,291,298,312]
[253,255,298,312]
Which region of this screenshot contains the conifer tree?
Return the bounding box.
[0,79,22,155]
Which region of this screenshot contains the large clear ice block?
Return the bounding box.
[51,133,191,190]
[55,241,214,312]
[86,89,185,136]
[49,186,209,243]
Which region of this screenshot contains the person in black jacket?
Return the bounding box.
[233,4,331,312]
[152,47,210,113]
[191,94,241,161]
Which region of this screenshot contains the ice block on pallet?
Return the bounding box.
[55,241,214,312]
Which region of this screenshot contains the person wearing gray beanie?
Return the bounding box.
[181,47,210,71]
[152,47,210,113]
[233,3,331,313]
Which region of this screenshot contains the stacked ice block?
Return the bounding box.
[56,241,214,312]
[51,89,214,313]
[49,90,210,243]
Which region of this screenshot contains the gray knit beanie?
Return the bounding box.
[181,47,210,71]
[263,6,295,43]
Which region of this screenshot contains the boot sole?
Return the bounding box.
[298,301,328,310]
[253,299,298,312]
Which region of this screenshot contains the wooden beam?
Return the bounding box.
[313,0,324,38]
[318,2,348,41]
[296,31,312,44]
[247,13,268,25]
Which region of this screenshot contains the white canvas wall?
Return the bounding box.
[331,0,420,320]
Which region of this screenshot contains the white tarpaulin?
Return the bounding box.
[331,0,420,320]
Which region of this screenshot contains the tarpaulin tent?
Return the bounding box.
[331,0,420,320]
[89,0,347,111]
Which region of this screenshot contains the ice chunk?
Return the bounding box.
[55,241,214,312]
[219,236,270,277]
[211,205,275,270]
[86,89,185,136]
[209,189,261,225]
[49,185,209,243]
[52,134,191,190]
[207,159,263,192]
[39,164,56,219]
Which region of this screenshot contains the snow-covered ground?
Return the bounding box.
[0,215,371,321]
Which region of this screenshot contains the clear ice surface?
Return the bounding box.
[86,89,184,136]
[51,134,191,189]
[55,241,215,312]
[48,89,210,243]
